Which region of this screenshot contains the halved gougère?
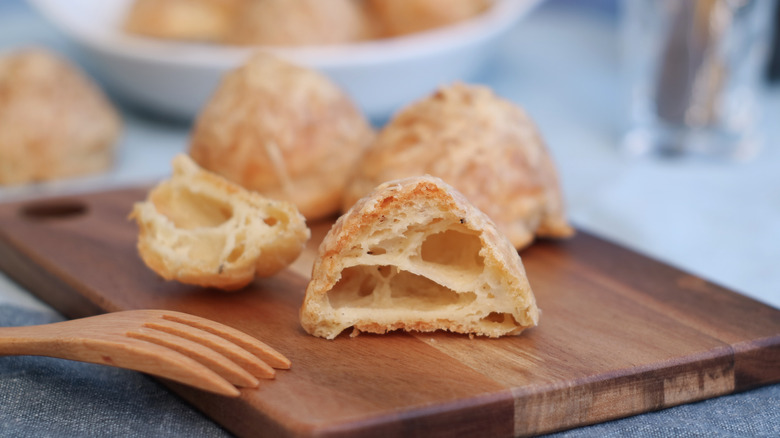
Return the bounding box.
[301,175,540,339]
[130,154,310,291]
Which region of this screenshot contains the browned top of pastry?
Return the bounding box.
[343,82,573,249]
[189,52,374,221]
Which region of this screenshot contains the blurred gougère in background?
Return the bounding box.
[123,0,492,45]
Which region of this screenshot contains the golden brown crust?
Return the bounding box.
[189,52,374,221]
[343,82,574,249]
[124,0,244,42]
[366,0,491,37]
[301,175,539,339]
[130,154,310,291]
[0,48,119,185]
[124,0,491,45]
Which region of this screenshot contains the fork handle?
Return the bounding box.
[0,322,244,396]
[0,321,93,358]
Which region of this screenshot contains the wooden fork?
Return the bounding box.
[0,309,290,397]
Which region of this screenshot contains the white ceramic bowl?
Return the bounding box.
[30,0,541,121]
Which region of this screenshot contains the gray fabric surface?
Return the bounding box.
[543,385,780,437]
[0,303,777,437]
[0,305,229,438]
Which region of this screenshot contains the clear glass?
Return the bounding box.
[621,0,776,161]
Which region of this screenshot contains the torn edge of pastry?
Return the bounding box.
[129,154,310,291]
[300,175,539,339]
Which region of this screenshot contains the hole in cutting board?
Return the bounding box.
[20,200,88,220]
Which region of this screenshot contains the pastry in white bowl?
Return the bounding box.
[130,154,310,291]
[367,0,491,37]
[301,175,539,339]
[123,0,244,42]
[226,0,373,46]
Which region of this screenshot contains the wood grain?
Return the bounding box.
[0,188,778,437]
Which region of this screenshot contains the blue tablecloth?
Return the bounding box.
[1,0,778,436]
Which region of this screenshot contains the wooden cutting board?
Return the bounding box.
[0,188,778,437]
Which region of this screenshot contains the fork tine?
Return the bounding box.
[144,320,275,379]
[127,328,260,388]
[102,338,241,397]
[161,312,291,370]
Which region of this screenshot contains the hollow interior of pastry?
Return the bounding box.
[147,181,291,268]
[325,218,521,332]
[149,183,241,266]
[151,184,233,230]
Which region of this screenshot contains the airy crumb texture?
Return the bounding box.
[130,154,310,291]
[189,52,374,221]
[301,175,540,339]
[343,82,574,249]
[0,48,120,185]
[123,0,245,42]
